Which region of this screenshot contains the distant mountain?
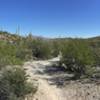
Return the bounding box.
[0,30,100,45]
[87,36,100,42]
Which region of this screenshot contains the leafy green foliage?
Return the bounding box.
[51,40,62,57]
[61,39,96,78]
[0,41,23,68]
[32,39,52,59]
[0,66,37,100]
[87,38,100,66]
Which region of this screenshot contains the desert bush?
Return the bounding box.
[51,40,61,57]
[0,38,33,69]
[0,66,37,100]
[0,41,23,68]
[16,47,32,61]
[32,39,52,59]
[60,39,96,78]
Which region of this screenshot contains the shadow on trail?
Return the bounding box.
[43,65,100,86]
[43,65,74,87]
[34,62,100,88]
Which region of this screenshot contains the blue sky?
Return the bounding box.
[0,0,100,38]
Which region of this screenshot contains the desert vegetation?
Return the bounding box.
[0,31,100,100]
[0,66,37,100]
[60,39,96,78]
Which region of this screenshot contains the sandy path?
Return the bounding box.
[24,57,66,100]
[24,58,100,100]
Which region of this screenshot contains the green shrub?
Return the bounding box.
[61,39,96,78]
[32,39,52,59]
[0,78,12,100]
[0,41,23,68]
[0,39,33,68]
[0,66,37,100]
[51,40,61,57]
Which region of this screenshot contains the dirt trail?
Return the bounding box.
[24,57,67,100]
[24,57,100,100]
